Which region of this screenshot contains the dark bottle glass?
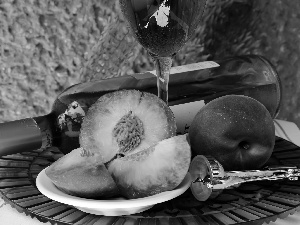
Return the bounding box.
[0,55,281,157]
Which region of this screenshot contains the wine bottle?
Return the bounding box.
[0,55,281,157]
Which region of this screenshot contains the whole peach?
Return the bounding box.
[189,95,275,171]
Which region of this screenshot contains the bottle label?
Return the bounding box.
[170,100,206,135]
[149,61,220,76]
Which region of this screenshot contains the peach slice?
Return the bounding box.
[45,147,119,199]
[107,134,191,199]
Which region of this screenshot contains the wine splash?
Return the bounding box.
[119,0,208,103]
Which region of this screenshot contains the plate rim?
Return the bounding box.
[36,168,192,210]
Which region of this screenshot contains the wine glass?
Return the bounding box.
[119,0,207,103]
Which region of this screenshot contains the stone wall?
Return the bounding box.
[0,0,299,128]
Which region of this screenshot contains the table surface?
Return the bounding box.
[1,119,300,225]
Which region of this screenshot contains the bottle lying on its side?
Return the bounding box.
[0,55,281,156]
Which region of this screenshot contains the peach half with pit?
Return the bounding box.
[79,89,177,162]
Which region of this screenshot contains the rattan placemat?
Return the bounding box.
[1,136,300,225]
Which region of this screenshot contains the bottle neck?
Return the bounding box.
[0,114,56,157]
[34,114,58,149]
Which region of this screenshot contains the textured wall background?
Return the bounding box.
[0,0,299,127]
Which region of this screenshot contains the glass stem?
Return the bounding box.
[153,56,172,104]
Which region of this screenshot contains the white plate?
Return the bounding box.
[36,168,192,216]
